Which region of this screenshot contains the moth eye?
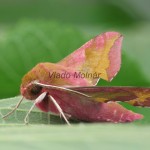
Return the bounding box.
[30,85,42,95]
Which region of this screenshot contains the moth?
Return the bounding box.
[3,32,150,125]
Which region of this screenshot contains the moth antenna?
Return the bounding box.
[2,96,24,119]
[49,95,71,126]
[24,92,47,125]
[33,81,91,98]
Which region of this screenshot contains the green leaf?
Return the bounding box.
[1,96,150,125]
[0,96,65,125]
[0,122,150,150]
[0,96,150,150]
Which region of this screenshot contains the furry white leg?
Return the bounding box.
[2,96,24,119]
[24,92,47,124]
[49,95,71,126]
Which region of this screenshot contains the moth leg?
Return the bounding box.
[49,95,71,126]
[24,92,47,125]
[2,96,24,119]
[60,113,72,120]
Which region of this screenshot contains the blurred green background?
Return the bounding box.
[0,0,150,150]
[0,0,150,98]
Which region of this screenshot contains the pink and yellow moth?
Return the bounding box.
[3,32,150,125]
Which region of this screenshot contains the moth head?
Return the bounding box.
[20,63,49,99]
[20,67,43,100]
[21,81,43,100]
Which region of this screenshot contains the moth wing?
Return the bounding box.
[34,83,143,122]
[58,32,123,85]
[70,86,150,107]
